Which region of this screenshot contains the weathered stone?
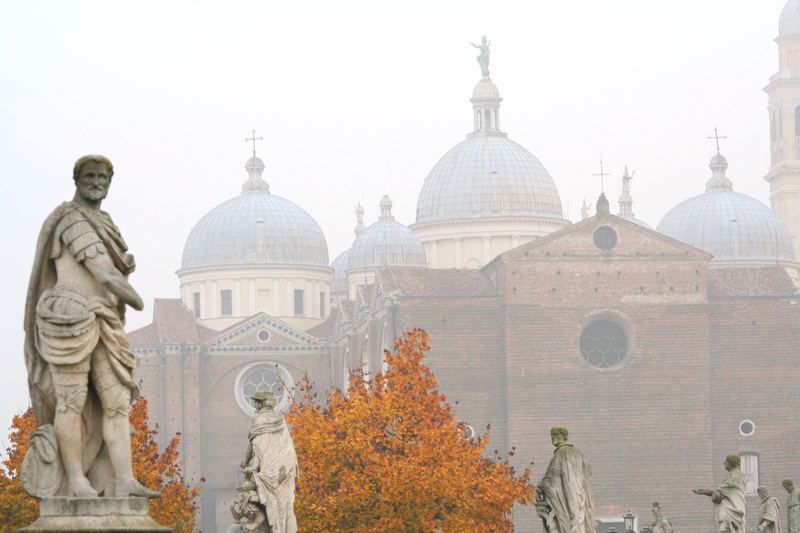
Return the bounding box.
[19,497,169,532]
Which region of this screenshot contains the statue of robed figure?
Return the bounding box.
[471,35,491,77]
[693,454,747,533]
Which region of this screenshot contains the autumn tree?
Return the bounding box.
[287,328,535,533]
[0,397,201,532]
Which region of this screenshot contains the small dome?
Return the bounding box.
[181,158,328,270]
[348,197,426,270]
[657,154,795,263]
[780,0,800,36]
[331,249,350,292]
[416,135,564,224]
[472,77,500,99]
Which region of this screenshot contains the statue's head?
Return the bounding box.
[550,426,569,446]
[73,155,113,203]
[784,479,795,491]
[249,390,276,411]
[651,502,662,517]
[757,487,770,499]
[724,454,741,471]
[481,35,488,43]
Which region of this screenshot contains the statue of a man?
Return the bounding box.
[236,391,299,533]
[783,479,800,533]
[22,155,156,498]
[693,454,747,533]
[758,486,782,533]
[535,427,595,533]
[650,501,674,533]
[470,35,491,77]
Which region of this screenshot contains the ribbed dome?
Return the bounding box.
[331,249,350,292]
[416,135,564,224]
[348,196,426,270]
[657,154,795,263]
[472,77,499,99]
[181,160,328,269]
[780,0,800,36]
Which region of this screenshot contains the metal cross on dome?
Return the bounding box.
[707,127,727,154]
[245,129,264,157]
[592,153,611,194]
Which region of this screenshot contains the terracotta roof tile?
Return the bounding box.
[378,267,497,297]
[127,323,159,345]
[709,266,796,297]
[152,298,200,343]
[307,308,339,338]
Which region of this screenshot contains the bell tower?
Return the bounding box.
[765,0,800,258]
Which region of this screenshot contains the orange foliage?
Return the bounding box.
[286,329,535,533]
[0,397,201,532]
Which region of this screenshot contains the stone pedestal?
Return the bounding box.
[19,497,171,533]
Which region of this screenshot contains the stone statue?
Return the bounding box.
[471,35,491,77]
[22,155,157,500]
[693,454,747,533]
[535,427,595,533]
[783,479,800,533]
[650,501,674,533]
[758,486,782,533]
[232,391,299,533]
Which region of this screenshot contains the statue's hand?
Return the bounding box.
[693,488,711,496]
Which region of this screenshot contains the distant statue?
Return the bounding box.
[21,155,157,499]
[650,501,674,533]
[758,486,782,533]
[471,35,491,77]
[783,479,800,533]
[535,427,595,533]
[233,391,299,533]
[693,454,746,533]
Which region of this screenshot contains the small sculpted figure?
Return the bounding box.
[22,155,156,499]
[693,454,747,533]
[758,486,782,533]
[232,391,299,533]
[535,426,595,533]
[470,35,491,77]
[650,501,674,533]
[784,479,800,533]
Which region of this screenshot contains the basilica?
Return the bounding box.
[130,2,800,532]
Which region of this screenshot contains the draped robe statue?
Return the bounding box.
[232,391,298,533]
[535,427,595,533]
[650,502,674,533]
[758,487,782,533]
[783,479,800,533]
[694,455,747,533]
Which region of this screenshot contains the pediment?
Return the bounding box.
[499,214,712,262]
[206,312,322,348]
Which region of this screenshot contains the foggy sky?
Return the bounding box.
[0,0,786,427]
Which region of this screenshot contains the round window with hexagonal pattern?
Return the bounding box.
[234,361,294,416]
[579,320,628,368]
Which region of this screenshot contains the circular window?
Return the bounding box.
[580,320,628,368]
[256,329,271,343]
[739,420,755,436]
[593,226,618,250]
[234,362,294,416]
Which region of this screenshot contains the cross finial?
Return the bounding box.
[592,153,611,193]
[245,129,264,157]
[707,127,727,155]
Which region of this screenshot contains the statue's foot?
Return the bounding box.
[113,478,160,498]
[69,477,98,497]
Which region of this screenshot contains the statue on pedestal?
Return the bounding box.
[783,479,800,533]
[693,454,746,533]
[471,35,491,77]
[758,486,781,533]
[650,502,674,533]
[232,391,298,533]
[22,155,157,500]
[535,427,595,533]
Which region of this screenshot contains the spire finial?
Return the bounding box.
[246,129,264,157]
[618,165,635,218]
[580,198,589,220]
[707,127,727,155]
[593,153,611,194]
[354,203,365,236]
[378,195,394,222]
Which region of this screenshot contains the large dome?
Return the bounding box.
[348,196,426,270]
[181,162,328,270]
[416,135,564,224]
[780,0,800,36]
[657,154,795,263]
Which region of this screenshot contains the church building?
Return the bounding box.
[130,2,800,531]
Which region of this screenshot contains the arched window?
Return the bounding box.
[794,106,800,137]
[580,319,628,368]
[362,335,370,380]
[342,348,351,390]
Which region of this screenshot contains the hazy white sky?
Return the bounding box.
[0,0,787,427]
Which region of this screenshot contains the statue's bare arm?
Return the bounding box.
[84,252,144,311]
